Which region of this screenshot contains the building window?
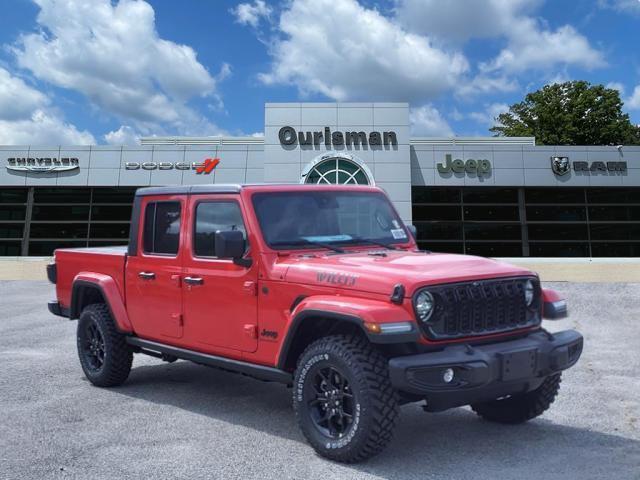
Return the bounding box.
[412,186,640,257]
[303,155,371,185]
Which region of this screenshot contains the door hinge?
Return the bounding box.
[171,313,183,326]
[243,281,258,296]
[243,324,258,339]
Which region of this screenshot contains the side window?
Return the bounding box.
[143,201,181,255]
[194,202,246,257]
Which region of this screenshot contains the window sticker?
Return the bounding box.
[392,220,400,229]
[390,229,407,240]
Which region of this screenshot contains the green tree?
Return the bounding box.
[490,81,640,145]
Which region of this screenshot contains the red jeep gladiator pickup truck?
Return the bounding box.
[47,184,583,462]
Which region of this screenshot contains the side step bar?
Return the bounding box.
[126,337,292,384]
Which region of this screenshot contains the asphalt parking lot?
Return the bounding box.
[1,281,639,480]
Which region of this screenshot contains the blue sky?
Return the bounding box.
[0,0,639,144]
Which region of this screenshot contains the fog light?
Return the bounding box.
[443,368,454,383]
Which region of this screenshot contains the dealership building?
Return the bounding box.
[1,102,639,257]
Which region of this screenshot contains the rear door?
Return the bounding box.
[125,195,185,340]
[182,195,258,353]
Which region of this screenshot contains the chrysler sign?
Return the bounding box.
[6,157,79,173]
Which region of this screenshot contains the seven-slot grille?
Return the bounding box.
[418,277,540,340]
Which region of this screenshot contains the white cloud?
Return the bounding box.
[0,68,49,120]
[468,103,509,126]
[0,66,95,144]
[483,21,605,73]
[395,0,539,43]
[598,0,640,14]
[397,0,604,78]
[0,110,95,144]
[13,0,225,135]
[626,85,640,110]
[410,105,454,136]
[104,125,139,145]
[456,74,519,97]
[607,81,626,95]
[231,0,272,27]
[258,0,468,102]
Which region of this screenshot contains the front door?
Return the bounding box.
[182,195,258,353]
[125,196,185,341]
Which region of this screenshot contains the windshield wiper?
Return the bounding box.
[271,238,345,253]
[346,236,398,250]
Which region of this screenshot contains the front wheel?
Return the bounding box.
[471,373,562,424]
[77,303,133,387]
[293,335,399,463]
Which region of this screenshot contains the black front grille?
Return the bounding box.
[418,277,540,340]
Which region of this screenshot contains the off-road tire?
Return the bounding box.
[471,373,562,424]
[293,335,399,463]
[77,303,133,387]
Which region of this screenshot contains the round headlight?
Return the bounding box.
[415,290,435,322]
[524,279,535,307]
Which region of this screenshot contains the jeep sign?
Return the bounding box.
[437,154,491,176]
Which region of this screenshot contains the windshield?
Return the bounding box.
[252,191,410,250]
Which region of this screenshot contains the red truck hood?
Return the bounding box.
[281,250,533,296]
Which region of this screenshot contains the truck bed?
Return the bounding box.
[54,246,128,314]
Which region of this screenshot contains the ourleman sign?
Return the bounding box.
[279,126,398,147]
[437,154,492,176]
[6,157,79,173]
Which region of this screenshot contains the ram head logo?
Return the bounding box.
[551,156,570,176]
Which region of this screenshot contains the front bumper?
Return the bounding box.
[389,329,583,411]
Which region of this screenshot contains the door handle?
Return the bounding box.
[184,276,204,286]
[138,271,156,280]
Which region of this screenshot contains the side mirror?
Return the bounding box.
[407,224,417,240]
[214,230,251,267]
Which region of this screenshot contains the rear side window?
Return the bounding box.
[143,202,181,255]
[194,202,246,257]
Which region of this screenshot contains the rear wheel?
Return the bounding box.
[471,373,562,424]
[77,304,132,387]
[293,335,399,463]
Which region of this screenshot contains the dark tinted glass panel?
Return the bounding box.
[30,223,88,239]
[588,206,640,222]
[419,242,464,254]
[0,206,26,220]
[0,188,27,203]
[414,222,462,240]
[464,223,521,240]
[590,224,640,240]
[591,243,640,257]
[413,205,461,221]
[91,205,132,221]
[33,188,90,203]
[586,188,640,203]
[143,202,180,255]
[412,187,460,203]
[0,241,21,255]
[28,241,87,255]
[526,205,586,221]
[32,205,89,221]
[529,243,589,257]
[465,243,522,257]
[92,188,137,203]
[0,224,24,238]
[464,205,519,221]
[528,223,588,240]
[463,188,518,203]
[525,188,584,203]
[194,202,246,257]
[90,223,130,239]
